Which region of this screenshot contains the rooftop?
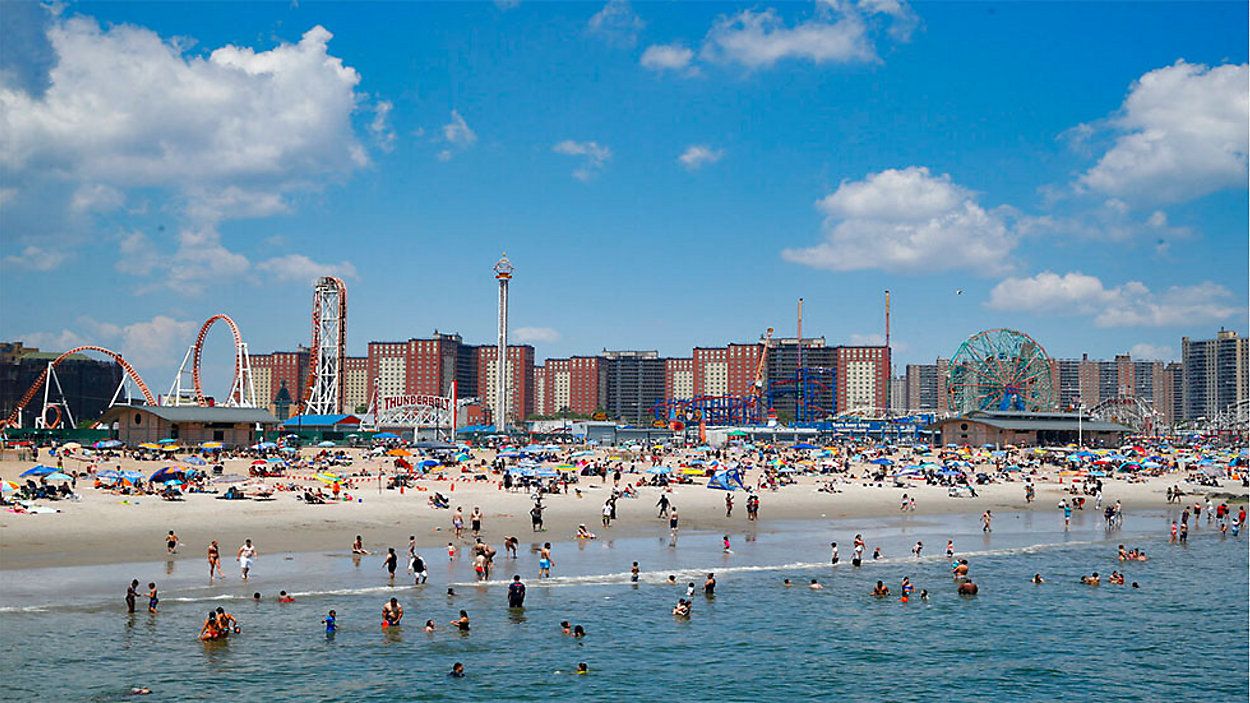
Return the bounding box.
[104,405,278,424]
[940,410,1132,433]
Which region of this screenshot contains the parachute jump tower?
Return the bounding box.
[304,276,348,415]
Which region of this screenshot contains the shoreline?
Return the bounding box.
[2,468,1241,571]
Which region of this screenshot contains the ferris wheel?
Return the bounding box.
[948,328,1055,415]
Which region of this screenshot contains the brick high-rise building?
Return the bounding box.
[249,348,310,417]
[665,358,693,400]
[834,346,890,412]
[693,343,762,397]
[477,345,534,425]
[538,356,604,417]
[343,356,368,413]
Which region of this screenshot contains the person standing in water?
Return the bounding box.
[383,548,398,581]
[147,582,159,614]
[981,510,993,533]
[126,579,139,613]
[507,575,526,608]
[382,598,403,627]
[945,540,954,558]
[324,610,337,636]
[831,542,839,565]
[237,539,257,580]
[208,541,224,581]
[165,531,179,555]
[538,543,554,578]
[703,573,716,596]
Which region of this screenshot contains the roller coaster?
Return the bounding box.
[2,313,257,429]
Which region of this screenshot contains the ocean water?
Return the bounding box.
[0,508,1245,702]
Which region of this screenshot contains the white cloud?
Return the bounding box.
[552,140,612,181]
[1076,61,1249,204]
[70,183,124,212]
[987,271,1242,328]
[257,253,358,284]
[16,329,87,352]
[782,166,1016,274]
[115,230,159,276]
[437,110,477,161]
[369,100,396,153]
[115,315,198,370]
[2,245,67,271]
[701,5,876,68]
[588,1,645,47]
[678,145,724,170]
[857,0,920,40]
[513,327,560,344]
[1,20,367,208]
[1129,343,1176,361]
[640,43,695,73]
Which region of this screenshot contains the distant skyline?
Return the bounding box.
[2,1,1247,397]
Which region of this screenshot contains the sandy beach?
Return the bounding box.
[2,447,1243,571]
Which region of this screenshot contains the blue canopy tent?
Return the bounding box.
[706,468,747,491]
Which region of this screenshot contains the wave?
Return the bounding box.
[448,539,1104,589]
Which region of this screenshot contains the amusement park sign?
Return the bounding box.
[380,394,452,413]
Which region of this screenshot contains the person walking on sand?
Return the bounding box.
[452,507,465,539]
[725,493,734,518]
[208,540,225,580]
[657,494,670,518]
[166,531,179,555]
[237,539,257,580]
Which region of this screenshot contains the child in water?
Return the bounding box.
[324,610,337,635]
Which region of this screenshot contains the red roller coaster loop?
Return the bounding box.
[191,314,244,406]
[1,345,156,428]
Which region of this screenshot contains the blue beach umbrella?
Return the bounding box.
[870,457,894,466]
[374,432,399,440]
[20,465,57,477]
[44,472,73,481]
[185,456,207,466]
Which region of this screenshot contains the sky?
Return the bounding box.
[1,0,1247,399]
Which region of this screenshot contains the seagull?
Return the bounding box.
[955,289,964,296]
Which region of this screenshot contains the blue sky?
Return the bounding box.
[1,1,1247,397]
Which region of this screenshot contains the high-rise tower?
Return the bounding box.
[493,254,513,430]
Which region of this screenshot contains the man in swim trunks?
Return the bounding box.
[538,543,554,578]
[411,552,428,585]
[957,580,978,595]
[166,531,179,555]
[237,539,257,580]
[324,610,337,635]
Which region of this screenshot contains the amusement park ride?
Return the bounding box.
[1,277,353,431]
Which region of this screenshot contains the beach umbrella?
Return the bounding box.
[253,441,278,450]
[279,447,297,454]
[59,442,82,452]
[1002,465,1022,472]
[200,441,223,450]
[184,456,207,466]
[118,470,144,481]
[158,438,177,444]
[317,441,336,447]
[20,465,58,477]
[162,479,184,486]
[419,459,439,468]
[534,469,558,478]
[645,466,672,474]
[93,439,123,449]
[1,480,19,494]
[149,467,184,483]
[793,443,817,450]
[387,448,411,457]
[44,472,72,481]
[96,469,122,480]
[138,443,162,450]
[374,432,399,440]
[870,457,894,466]
[554,464,577,471]
[569,450,594,458]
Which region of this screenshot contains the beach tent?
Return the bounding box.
[706,468,747,491]
[870,457,894,466]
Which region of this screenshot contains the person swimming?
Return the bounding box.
[957,580,978,595]
[576,662,589,675]
[449,662,465,678]
[573,624,586,638]
[424,619,436,633]
[278,591,295,603]
[871,581,890,597]
[1081,572,1101,586]
[1032,573,1045,584]
[809,579,823,590]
